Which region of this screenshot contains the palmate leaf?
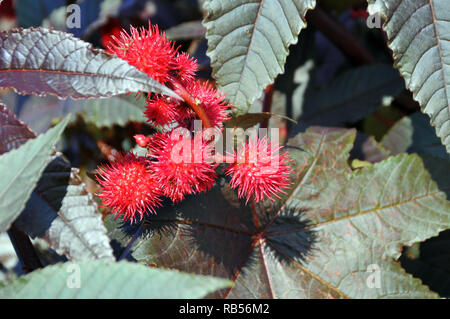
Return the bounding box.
[0,28,178,99]
[382,118,450,297]
[367,0,450,154]
[0,110,69,233]
[0,260,232,298]
[108,127,450,298]
[202,0,316,113]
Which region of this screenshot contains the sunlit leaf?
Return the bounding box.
[0,111,69,232]
[203,0,316,113]
[108,127,450,298]
[368,0,450,154]
[15,156,115,261]
[0,103,35,153]
[0,28,178,99]
[0,260,232,298]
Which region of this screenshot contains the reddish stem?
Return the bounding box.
[251,198,260,231]
[260,84,275,129]
[170,80,213,129]
[306,7,375,65]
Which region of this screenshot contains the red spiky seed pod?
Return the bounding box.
[174,52,198,84]
[144,96,180,127]
[107,22,177,83]
[96,153,161,222]
[144,95,193,128]
[225,136,293,203]
[148,132,217,202]
[185,80,230,129]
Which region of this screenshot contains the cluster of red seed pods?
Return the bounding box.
[96,21,293,223]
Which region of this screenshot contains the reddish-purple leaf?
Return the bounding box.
[108,127,450,298]
[0,103,35,154]
[0,28,178,99]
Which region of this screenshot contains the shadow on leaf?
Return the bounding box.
[260,203,318,266]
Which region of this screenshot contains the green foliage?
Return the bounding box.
[15,155,115,261]
[368,0,450,154]
[1,0,450,300]
[203,0,316,113]
[299,64,404,127]
[18,94,146,133]
[108,128,450,298]
[0,115,69,232]
[0,260,232,298]
[0,105,114,261]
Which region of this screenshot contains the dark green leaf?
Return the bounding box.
[14,0,65,28]
[299,64,404,127]
[408,112,449,159]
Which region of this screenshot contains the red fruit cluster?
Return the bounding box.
[106,22,229,130]
[97,21,293,223]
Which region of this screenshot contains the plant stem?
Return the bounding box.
[118,224,143,261]
[250,198,261,232]
[7,224,42,272]
[306,7,375,65]
[170,80,213,129]
[260,84,275,129]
